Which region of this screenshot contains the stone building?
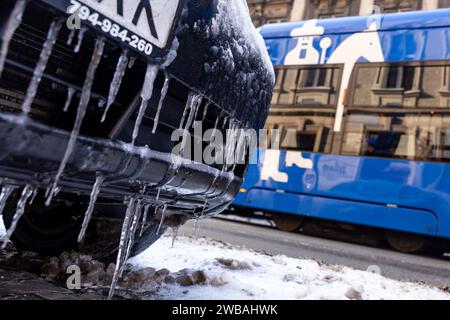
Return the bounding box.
[247,0,450,27]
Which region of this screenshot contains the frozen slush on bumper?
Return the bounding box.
[0,0,274,267]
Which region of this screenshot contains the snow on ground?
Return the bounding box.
[1,219,449,300]
[130,234,450,300]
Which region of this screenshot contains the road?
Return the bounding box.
[179,217,450,288]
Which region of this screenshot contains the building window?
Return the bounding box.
[375,0,422,13]
[341,61,450,163]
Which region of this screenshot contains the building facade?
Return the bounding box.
[247,0,450,27]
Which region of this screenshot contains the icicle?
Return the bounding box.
[193,215,202,234]
[0,0,27,78]
[22,19,63,115]
[152,75,170,133]
[192,96,203,127]
[156,188,161,201]
[74,27,87,53]
[171,226,179,247]
[156,204,167,235]
[46,38,105,206]
[28,188,38,205]
[2,185,34,249]
[101,50,129,123]
[139,204,150,237]
[210,116,220,143]
[202,101,211,122]
[77,175,104,243]
[0,185,15,217]
[222,116,229,129]
[108,197,136,300]
[63,87,76,112]
[180,93,202,155]
[178,93,193,129]
[131,64,159,145]
[128,57,137,69]
[66,29,76,46]
[121,200,143,273]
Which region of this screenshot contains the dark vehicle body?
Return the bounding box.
[0,0,273,257]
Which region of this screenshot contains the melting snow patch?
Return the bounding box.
[130,235,450,300]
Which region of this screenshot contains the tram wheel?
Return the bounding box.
[385,230,426,253]
[272,213,304,232]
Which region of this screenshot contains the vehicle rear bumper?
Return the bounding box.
[0,113,240,215]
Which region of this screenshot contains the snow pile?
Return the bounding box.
[130,235,450,300]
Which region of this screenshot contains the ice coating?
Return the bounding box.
[152,74,170,134]
[0,0,27,78]
[77,175,104,243]
[212,0,274,81]
[22,19,63,115]
[63,87,76,112]
[46,38,105,206]
[101,50,129,123]
[2,185,34,249]
[0,185,15,217]
[131,64,159,145]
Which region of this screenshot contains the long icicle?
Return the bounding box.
[139,204,150,237]
[46,38,105,206]
[120,200,143,276]
[77,175,104,243]
[152,74,170,133]
[131,64,159,145]
[156,204,168,235]
[2,185,34,249]
[101,50,129,122]
[22,19,63,115]
[0,185,15,217]
[108,197,136,300]
[0,0,27,78]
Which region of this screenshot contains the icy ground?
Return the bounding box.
[0,220,449,300]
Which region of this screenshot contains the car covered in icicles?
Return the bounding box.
[0,0,274,265]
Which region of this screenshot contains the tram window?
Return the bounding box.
[341,111,450,162]
[271,65,342,107]
[351,62,450,108]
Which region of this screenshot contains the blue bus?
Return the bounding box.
[233,9,450,253]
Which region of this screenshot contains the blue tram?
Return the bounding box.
[233,9,450,252]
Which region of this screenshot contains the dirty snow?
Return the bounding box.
[0,219,449,300]
[130,235,450,300]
